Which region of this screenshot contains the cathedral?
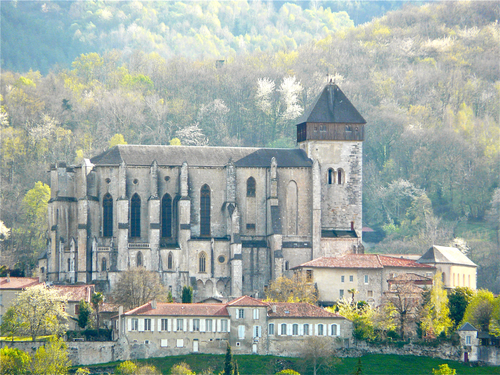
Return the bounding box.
[40,83,366,301]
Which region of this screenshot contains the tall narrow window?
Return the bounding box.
[200,185,211,236]
[247,177,256,197]
[286,181,298,235]
[199,252,206,273]
[168,252,173,270]
[101,258,107,271]
[103,194,113,237]
[137,251,143,267]
[328,168,334,185]
[161,194,172,238]
[130,193,141,238]
[338,169,344,185]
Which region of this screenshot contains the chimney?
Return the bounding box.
[272,305,276,313]
[151,299,157,309]
[6,273,10,282]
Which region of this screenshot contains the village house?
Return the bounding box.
[0,276,41,325]
[113,295,352,357]
[293,254,436,306]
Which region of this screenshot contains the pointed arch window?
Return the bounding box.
[161,194,172,238]
[103,193,113,237]
[200,185,211,237]
[137,251,143,267]
[101,258,107,272]
[199,252,207,273]
[130,193,141,238]
[328,169,335,185]
[247,177,256,197]
[168,252,173,270]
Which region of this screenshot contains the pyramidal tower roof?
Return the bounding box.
[298,82,366,125]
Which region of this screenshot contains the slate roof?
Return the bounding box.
[297,83,366,125]
[52,284,94,302]
[227,295,268,307]
[90,145,312,168]
[418,245,477,267]
[0,277,40,289]
[123,302,229,317]
[267,302,343,319]
[458,322,478,332]
[293,254,434,270]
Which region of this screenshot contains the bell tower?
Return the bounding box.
[297,82,366,256]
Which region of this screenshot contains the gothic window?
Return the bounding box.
[103,193,113,237]
[247,177,256,197]
[337,169,344,185]
[101,258,107,271]
[67,258,71,272]
[199,252,207,273]
[286,181,298,235]
[161,194,172,238]
[137,251,143,267]
[200,185,211,236]
[168,252,173,270]
[328,168,335,185]
[130,193,141,238]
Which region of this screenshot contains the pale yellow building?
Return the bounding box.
[0,276,40,325]
[417,245,477,290]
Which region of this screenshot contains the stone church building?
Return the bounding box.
[40,83,366,301]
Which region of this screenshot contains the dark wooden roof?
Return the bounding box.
[297,83,366,125]
[91,145,312,168]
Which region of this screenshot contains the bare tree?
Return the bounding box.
[265,272,318,304]
[300,336,338,375]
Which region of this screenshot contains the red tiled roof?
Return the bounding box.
[0,277,40,289]
[227,295,268,307]
[389,273,433,282]
[124,302,230,317]
[100,303,120,313]
[294,254,433,270]
[267,302,343,319]
[52,285,94,302]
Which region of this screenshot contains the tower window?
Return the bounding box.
[168,252,173,270]
[337,169,344,185]
[137,251,143,267]
[130,193,141,238]
[199,252,207,273]
[328,168,335,185]
[247,177,256,197]
[101,258,107,271]
[161,194,172,238]
[200,185,211,236]
[103,193,113,237]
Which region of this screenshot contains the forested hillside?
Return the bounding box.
[1,1,499,291]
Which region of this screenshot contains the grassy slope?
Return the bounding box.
[82,353,500,375]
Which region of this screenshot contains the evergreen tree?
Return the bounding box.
[182,286,193,303]
[234,360,239,375]
[77,300,93,329]
[224,343,234,375]
[352,358,363,375]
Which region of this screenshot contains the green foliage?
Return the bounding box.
[170,137,181,145]
[432,364,456,375]
[75,368,91,375]
[264,273,318,304]
[77,300,93,329]
[91,292,105,329]
[421,273,453,337]
[0,346,31,375]
[448,287,474,328]
[170,362,194,375]
[224,343,234,375]
[462,289,495,332]
[182,285,193,303]
[490,297,500,337]
[109,134,127,148]
[352,358,363,375]
[32,337,71,375]
[275,370,300,375]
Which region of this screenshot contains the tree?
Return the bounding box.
[420,272,453,337]
[300,336,338,375]
[91,291,105,329]
[432,364,456,375]
[112,268,167,310]
[108,133,127,148]
[265,272,318,304]
[352,358,363,375]
[347,288,359,306]
[182,285,193,303]
[77,300,93,329]
[224,343,234,375]
[32,337,71,375]
[0,346,31,375]
[1,284,68,341]
[115,361,137,375]
[170,362,194,375]
[462,289,495,331]
[491,297,500,337]
[448,287,474,328]
[276,370,300,375]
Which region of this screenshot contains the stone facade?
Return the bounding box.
[41,84,366,300]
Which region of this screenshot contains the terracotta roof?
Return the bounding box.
[0,277,40,289]
[52,285,94,302]
[100,303,120,313]
[389,273,433,282]
[90,145,312,168]
[124,302,229,317]
[227,295,268,307]
[418,245,477,267]
[294,254,433,270]
[267,302,343,319]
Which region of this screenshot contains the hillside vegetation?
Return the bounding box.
[0,1,499,291]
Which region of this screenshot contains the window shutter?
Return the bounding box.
[128,319,132,332]
[167,319,171,332]
[189,319,193,332]
[184,319,188,332]
[200,319,206,332]
[227,320,230,332]
[138,319,144,332]
[299,324,303,336]
[151,319,155,332]
[173,320,177,332]
[287,324,292,336]
[157,319,162,332]
[327,324,331,336]
[337,324,341,336]
[314,324,318,336]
